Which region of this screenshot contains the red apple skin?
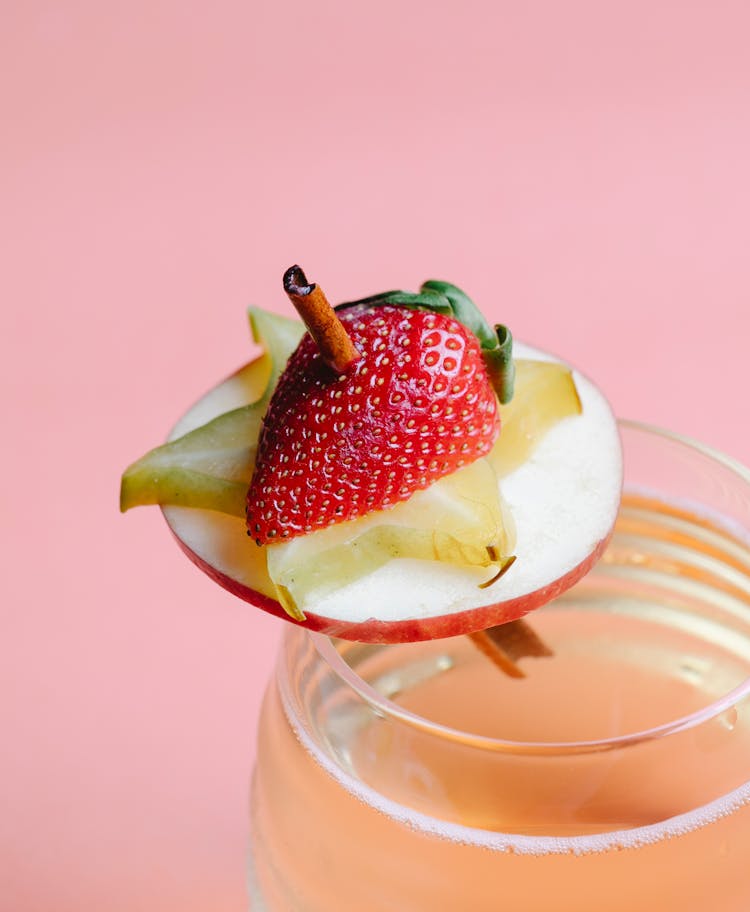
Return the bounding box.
[169,522,614,644]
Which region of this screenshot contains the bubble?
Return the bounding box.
[678,655,710,685]
[719,706,738,732]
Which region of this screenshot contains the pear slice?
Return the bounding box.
[491,360,582,477]
[267,458,516,620]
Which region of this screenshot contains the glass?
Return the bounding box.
[248,422,750,911]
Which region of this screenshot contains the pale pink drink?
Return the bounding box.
[248,423,750,911]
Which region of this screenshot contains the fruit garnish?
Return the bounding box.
[121,270,622,645]
[120,406,259,517]
[120,309,303,516]
[331,278,515,404]
[491,359,582,477]
[266,457,516,620]
[246,267,503,544]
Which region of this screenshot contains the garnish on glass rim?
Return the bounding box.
[278,266,548,675]
[120,267,622,667]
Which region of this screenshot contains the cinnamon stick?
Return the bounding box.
[469,619,554,678]
[283,265,361,373]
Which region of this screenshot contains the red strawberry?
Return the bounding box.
[246,301,501,545]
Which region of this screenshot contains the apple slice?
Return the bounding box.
[148,343,620,643]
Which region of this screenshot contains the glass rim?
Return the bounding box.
[309,419,750,757]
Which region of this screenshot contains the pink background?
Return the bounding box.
[3,1,750,909]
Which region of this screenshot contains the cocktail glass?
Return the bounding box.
[248,421,750,911]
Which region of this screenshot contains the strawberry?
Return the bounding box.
[246,275,514,546]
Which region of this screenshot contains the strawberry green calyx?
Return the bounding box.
[482,324,514,405]
[422,281,515,405]
[337,280,515,404]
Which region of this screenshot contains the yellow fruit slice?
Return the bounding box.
[120,307,304,517]
[246,306,306,408]
[120,406,261,516]
[266,458,515,620]
[490,359,582,477]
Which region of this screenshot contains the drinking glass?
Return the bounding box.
[248,421,750,911]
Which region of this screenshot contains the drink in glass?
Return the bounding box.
[248,422,750,911]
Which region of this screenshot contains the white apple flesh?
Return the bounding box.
[162,342,622,643]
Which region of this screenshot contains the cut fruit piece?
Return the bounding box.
[246,300,500,544]
[266,458,516,620]
[491,360,582,477]
[120,405,262,517]
[246,306,307,405]
[121,307,305,516]
[159,340,622,643]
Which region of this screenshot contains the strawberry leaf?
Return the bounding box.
[338,280,515,404]
[335,289,454,315]
[421,280,515,404]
